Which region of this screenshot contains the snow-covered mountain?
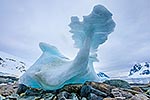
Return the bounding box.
[97,72,109,81]
[0,51,31,78]
[128,62,150,78]
[97,72,109,78]
[123,62,150,83]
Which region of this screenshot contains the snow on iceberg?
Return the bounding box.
[19,5,116,90]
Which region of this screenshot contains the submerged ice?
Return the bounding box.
[19,5,116,90]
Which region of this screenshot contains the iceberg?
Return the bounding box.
[19,5,115,90]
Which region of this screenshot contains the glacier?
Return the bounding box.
[19,5,116,90]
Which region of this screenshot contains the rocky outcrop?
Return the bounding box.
[0,80,150,100]
[103,79,131,89]
[0,75,18,84]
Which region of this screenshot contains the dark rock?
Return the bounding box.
[44,89,60,94]
[0,95,5,100]
[103,79,131,89]
[135,93,149,100]
[52,96,57,100]
[103,98,116,100]
[115,97,126,100]
[120,90,133,99]
[70,93,79,100]
[111,88,123,97]
[129,94,150,100]
[5,94,19,100]
[80,85,107,98]
[16,84,28,95]
[129,96,141,100]
[34,96,42,100]
[121,88,140,95]
[1,81,150,100]
[42,93,54,100]
[90,87,107,97]
[0,84,16,97]
[57,91,79,100]
[85,81,114,96]
[147,83,150,87]
[111,88,133,99]
[20,96,35,100]
[145,89,150,95]
[140,87,150,92]
[24,88,43,96]
[0,57,3,61]
[60,83,82,94]
[57,91,71,99]
[0,75,18,84]
[131,87,143,93]
[87,93,103,100]
[80,85,91,97]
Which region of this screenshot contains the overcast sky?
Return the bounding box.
[0,0,150,77]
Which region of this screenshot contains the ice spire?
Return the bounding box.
[19,5,115,90]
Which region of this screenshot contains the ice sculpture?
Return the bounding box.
[19,5,115,90]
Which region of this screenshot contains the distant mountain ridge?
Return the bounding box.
[0,51,31,78]
[97,72,109,78]
[129,62,150,78]
[97,72,109,81]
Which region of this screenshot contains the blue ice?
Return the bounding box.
[19,5,115,90]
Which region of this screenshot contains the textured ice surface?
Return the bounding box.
[19,5,115,90]
[69,5,115,52]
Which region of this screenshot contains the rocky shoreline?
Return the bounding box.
[0,79,150,100]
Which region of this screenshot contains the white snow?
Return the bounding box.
[0,51,32,77]
[128,62,150,78]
